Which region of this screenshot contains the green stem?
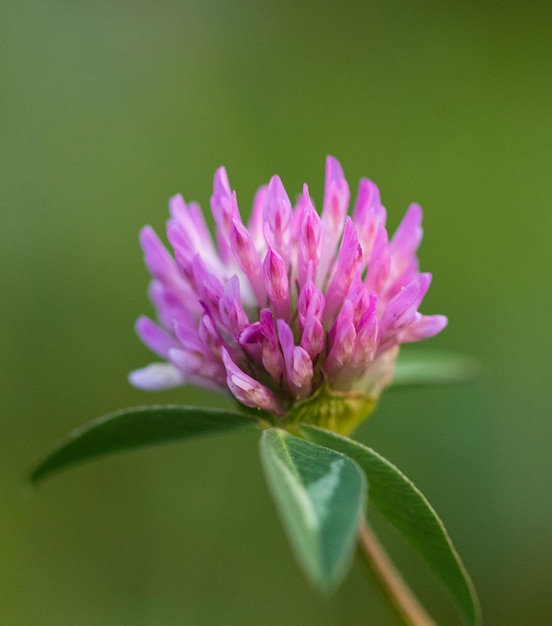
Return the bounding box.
[358,517,436,626]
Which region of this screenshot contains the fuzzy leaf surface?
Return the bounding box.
[30,405,260,484]
[300,425,481,625]
[259,428,366,593]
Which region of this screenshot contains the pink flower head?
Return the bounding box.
[130,157,447,431]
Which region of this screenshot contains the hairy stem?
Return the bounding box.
[358,517,436,626]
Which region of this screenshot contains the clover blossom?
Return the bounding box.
[130,157,447,432]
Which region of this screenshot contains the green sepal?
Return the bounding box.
[285,383,377,436]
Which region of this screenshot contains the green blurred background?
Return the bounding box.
[3,1,551,624]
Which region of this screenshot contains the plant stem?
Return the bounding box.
[358,517,436,626]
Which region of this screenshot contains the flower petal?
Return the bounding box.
[399,314,448,343]
[353,178,387,261]
[324,218,363,324]
[389,202,423,281]
[379,274,432,350]
[277,319,313,399]
[263,175,293,266]
[365,224,390,294]
[258,309,286,383]
[230,216,266,306]
[221,348,283,415]
[317,156,350,287]
[128,363,185,390]
[263,247,290,321]
[326,300,357,378]
[297,184,322,289]
[353,293,379,367]
[210,166,236,263]
[139,226,176,284]
[219,275,249,338]
[135,316,180,360]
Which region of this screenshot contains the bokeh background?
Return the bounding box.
[3,1,551,624]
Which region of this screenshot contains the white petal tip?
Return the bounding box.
[128,363,185,390]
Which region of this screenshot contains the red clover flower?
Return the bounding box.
[130,157,447,433]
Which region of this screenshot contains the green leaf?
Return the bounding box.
[392,350,479,389]
[29,405,261,485]
[259,428,366,593]
[300,425,481,626]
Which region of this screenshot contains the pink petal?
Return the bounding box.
[263,247,290,321]
[173,319,205,354]
[148,280,198,329]
[297,275,325,332]
[191,255,225,318]
[248,184,268,249]
[168,348,226,388]
[317,156,350,287]
[380,280,421,336]
[221,348,283,415]
[219,275,249,338]
[300,316,324,361]
[230,217,266,306]
[399,314,448,343]
[364,224,390,294]
[323,218,363,324]
[277,319,313,399]
[167,195,223,278]
[326,300,356,377]
[198,312,223,359]
[139,226,176,284]
[210,167,237,263]
[323,156,350,231]
[389,203,423,279]
[297,184,322,288]
[346,274,372,324]
[263,175,293,266]
[135,316,180,360]
[236,320,263,364]
[259,309,286,383]
[353,178,387,261]
[353,293,379,367]
[378,274,432,349]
